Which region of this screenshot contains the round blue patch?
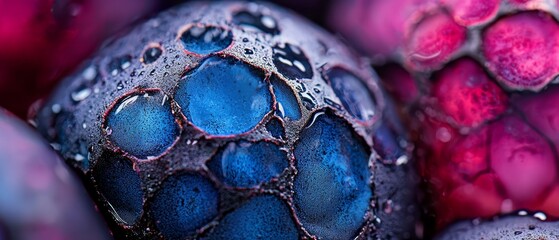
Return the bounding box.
[150,173,219,239]
[207,141,288,188]
[93,155,143,225]
[105,91,180,159]
[204,195,298,240]
[293,112,371,239]
[174,57,272,136]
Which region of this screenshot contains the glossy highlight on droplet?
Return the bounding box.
[232,10,280,35]
[273,43,313,80]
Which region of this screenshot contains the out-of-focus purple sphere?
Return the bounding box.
[0,109,111,240]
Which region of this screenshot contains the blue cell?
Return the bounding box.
[105,91,180,159]
[180,26,233,55]
[266,118,285,139]
[293,112,371,240]
[271,77,301,120]
[207,141,288,188]
[174,57,272,136]
[150,173,218,239]
[204,195,298,240]
[327,68,376,121]
[93,155,143,225]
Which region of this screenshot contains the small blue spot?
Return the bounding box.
[180,25,233,55]
[327,68,376,121]
[175,57,272,136]
[293,112,371,239]
[150,173,218,239]
[105,91,180,159]
[207,141,288,188]
[266,118,285,139]
[93,155,143,225]
[204,195,298,240]
[272,77,301,120]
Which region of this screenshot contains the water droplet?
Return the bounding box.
[143,46,163,64]
[108,55,132,76]
[71,86,92,102]
[534,212,547,221]
[518,210,528,216]
[180,25,232,55]
[273,43,313,80]
[244,48,254,55]
[51,104,62,114]
[233,10,280,35]
[117,82,124,90]
[82,65,97,81]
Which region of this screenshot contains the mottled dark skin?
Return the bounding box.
[35,1,420,239]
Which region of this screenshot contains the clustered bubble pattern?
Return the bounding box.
[35,2,417,239]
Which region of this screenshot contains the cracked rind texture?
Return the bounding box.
[35,1,419,239]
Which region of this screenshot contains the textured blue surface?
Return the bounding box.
[208,141,288,188]
[327,68,376,121]
[293,112,371,239]
[93,156,143,224]
[266,118,285,139]
[175,57,271,136]
[180,26,233,55]
[105,91,180,159]
[205,195,298,240]
[150,173,218,239]
[271,78,301,120]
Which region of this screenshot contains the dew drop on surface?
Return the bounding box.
[150,173,218,239]
[244,48,254,55]
[179,25,233,55]
[174,56,271,136]
[293,111,371,239]
[105,90,180,159]
[326,67,376,122]
[51,104,62,114]
[204,195,298,240]
[108,55,132,76]
[272,43,313,80]
[534,212,547,221]
[82,65,97,81]
[71,86,92,102]
[232,10,280,35]
[142,46,163,64]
